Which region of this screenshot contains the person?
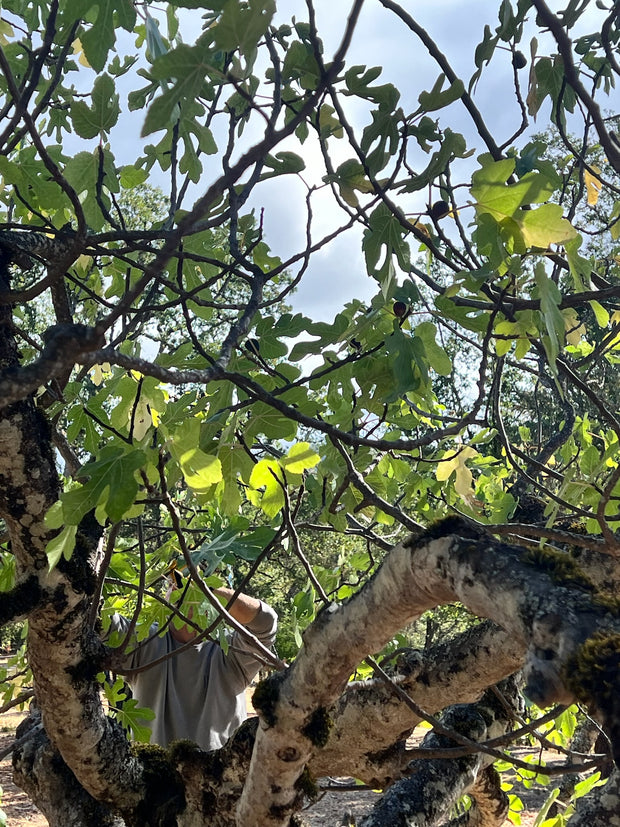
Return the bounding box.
[109,579,278,752]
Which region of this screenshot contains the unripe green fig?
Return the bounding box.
[512,51,527,69]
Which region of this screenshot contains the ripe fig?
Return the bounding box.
[393,301,408,318]
[245,338,261,355]
[512,51,527,69]
[429,200,450,221]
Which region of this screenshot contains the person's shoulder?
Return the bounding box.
[249,601,278,635]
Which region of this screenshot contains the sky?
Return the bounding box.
[74,1,620,321]
[242,0,540,318]
[265,0,516,320]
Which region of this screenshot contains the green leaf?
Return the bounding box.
[145,10,168,61]
[384,328,426,401]
[471,155,554,221]
[533,55,576,116]
[248,459,285,518]
[46,525,78,571]
[281,442,320,474]
[219,445,248,516]
[531,788,560,827]
[167,419,223,492]
[244,402,298,441]
[214,0,275,62]
[262,151,306,178]
[589,300,610,327]
[72,0,137,72]
[360,107,401,173]
[143,42,220,136]
[114,697,156,743]
[474,24,498,69]
[191,526,278,571]
[178,448,223,492]
[534,263,565,371]
[64,148,120,230]
[398,129,469,193]
[318,104,344,139]
[417,74,464,113]
[119,165,148,188]
[327,159,376,207]
[572,771,603,799]
[519,203,577,247]
[61,447,147,524]
[64,151,99,196]
[414,322,452,376]
[363,203,411,282]
[71,74,120,138]
[142,88,181,137]
[344,65,400,109]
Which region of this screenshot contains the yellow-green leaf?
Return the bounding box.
[436,446,478,504]
[584,167,602,206]
[248,459,285,517]
[589,300,610,328]
[47,525,78,571]
[281,442,320,474]
[519,203,577,247]
[179,449,223,492]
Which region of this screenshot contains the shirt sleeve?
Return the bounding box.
[221,600,279,690]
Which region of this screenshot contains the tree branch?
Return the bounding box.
[239,518,620,827]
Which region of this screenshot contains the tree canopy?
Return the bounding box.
[0,1,619,826]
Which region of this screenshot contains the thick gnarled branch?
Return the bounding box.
[240,518,620,827]
[358,683,515,827]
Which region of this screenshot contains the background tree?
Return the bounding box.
[0,1,619,826]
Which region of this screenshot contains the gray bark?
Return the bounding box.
[357,685,513,827]
[311,621,524,785]
[565,768,620,827]
[1,291,617,827]
[239,522,620,827]
[12,708,124,827]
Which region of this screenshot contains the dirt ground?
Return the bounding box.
[0,706,556,827]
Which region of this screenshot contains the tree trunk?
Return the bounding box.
[12,708,124,827]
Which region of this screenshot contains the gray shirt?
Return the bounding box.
[111,602,277,751]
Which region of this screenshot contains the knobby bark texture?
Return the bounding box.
[239,519,620,827]
[12,708,123,827]
[560,768,620,827]
[6,509,620,826]
[357,682,515,827]
[310,621,524,785]
[0,256,183,825]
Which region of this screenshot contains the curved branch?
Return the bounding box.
[530,0,620,173]
[358,688,512,827]
[0,324,105,407]
[310,621,524,784]
[239,518,620,827]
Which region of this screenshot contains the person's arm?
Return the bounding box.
[213,587,261,626]
[214,591,278,689]
[169,585,265,643]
